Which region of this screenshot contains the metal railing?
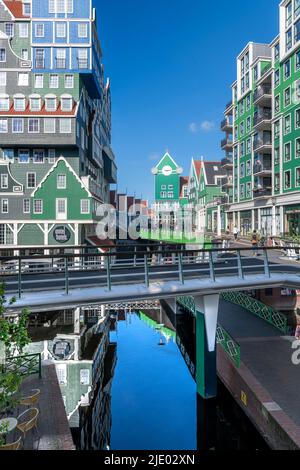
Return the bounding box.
[1,246,299,299]
[177,296,241,368]
[253,86,272,102]
[253,110,272,126]
[253,139,272,151]
[4,353,42,379]
[221,138,233,148]
[221,292,288,334]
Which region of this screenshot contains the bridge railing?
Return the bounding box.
[0,246,299,299]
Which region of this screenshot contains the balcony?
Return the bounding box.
[253,137,272,153]
[221,137,233,151]
[220,195,233,205]
[77,58,89,69]
[221,177,233,191]
[103,147,117,184]
[221,156,233,168]
[81,176,103,201]
[253,109,272,130]
[253,188,272,199]
[253,159,272,176]
[224,100,233,116]
[253,176,272,199]
[253,85,272,106]
[220,118,233,132]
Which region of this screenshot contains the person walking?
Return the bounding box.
[251,229,260,256]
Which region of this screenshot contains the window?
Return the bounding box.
[64,75,74,88]
[78,23,88,38]
[57,0,65,13]
[23,3,30,15]
[253,65,258,82]
[19,23,28,38]
[0,49,6,62]
[28,118,39,133]
[297,50,300,72]
[0,72,6,86]
[33,150,44,163]
[56,49,66,68]
[275,174,280,191]
[296,168,300,187]
[35,49,45,69]
[23,199,30,214]
[246,182,251,198]
[45,97,57,111]
[44,118,56,133]
[35,24,44,38]
[284,59,291,79]
[34,74,43,88]
[59,118,71,133]
[1,199,8,214]
[246,116,251,133]
[297,138,300,158]
[49,0,55,13]
[56,23,66,38]
[246,160,251,176]
[274,120,280,139]
[246,138,251,154]
[274,43,280,61]
[0,97,9,111]
[27,173,36,188]
[274,69,280,87]
[240,121,244,136]
[240,163,245,178]
[21,49,28,60]
[240,184,245,199]
[18,73,29,86]
[19,150,29,163]
[48,149,55,163]
[296,109,300,128]
[284,142,291,161]
[61,97,72,111]
[5,23,14,38]
[57,174,66,189]
[30,97,41,111]
[284,87,291,107]
[81,199,90,214]
[274,95,280,114]
[78,48,88,68]
[3,149,13,162]
[49,74,59,89]
[295,18,300,44]
[1,174,8,189]
[14,97,25,111]
[0,120,8,133]
[284,115,291,134]
[286,28,292,52]
[296,0,300,19]
[12,118,24,133]
[34,199,43,214]
[284,170,291,189]
[274,147,280,164]
[240,141,245,157]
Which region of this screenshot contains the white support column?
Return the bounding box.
[217,206,222,237]
[251,209,255,232]
[74,307,81,334]
[44,223,49,255]
[280,206,284,236]
[258,208,262,232]
[237,212,241,233]
[74,337,80,361]
[233,212,236,227]
[43,340,49,361]
[195,294,220,352]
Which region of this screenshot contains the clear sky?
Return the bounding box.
[96,0,279,203]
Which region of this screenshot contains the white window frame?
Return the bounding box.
[57,174,66,189]
[12,118,24,134]
[33,199,43,214]
[0,49,6,63]
[48,149,56,163]
[1,174,8,189]
[23,198,30,214]
[44,118,56,134]
[59,118,71,133]
[35,23,45,38]
[19,149,30,164]
[28,118,40,133]
[49,74,59,89]
[78,23,88,38]
[80,199,90,214]
[19,23,29,38]
[0,72,6,86]
[33,149,45,164]
[34,74,44,89]
[1,199,8,214]
[64,74,74,88]
[27,172,36,188]
[18,72,29,87]
[0,119,8,133]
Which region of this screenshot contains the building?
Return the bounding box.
[151,152,184,228]
[0,0,117,254]
[220,1,300,238]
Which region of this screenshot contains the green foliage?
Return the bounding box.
[0,420,9,446]
[0,283,31,414]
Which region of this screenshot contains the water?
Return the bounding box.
[75,309,269,450]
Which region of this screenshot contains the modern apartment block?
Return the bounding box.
[0,0,117,253]
[221,0,300,238]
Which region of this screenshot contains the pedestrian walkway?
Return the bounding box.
[12,363,75,450]
[219,299,300,431]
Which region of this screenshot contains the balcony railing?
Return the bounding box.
[221,156,233,167]
[253,110,272,127]
[253,86,272,103]
[226,100,232,110]
[253,188,272,198]
[253,138,272,151]
[55,58,66,69]
[221,138,233,149]
[220,118,232,130]
[253,163,272,175]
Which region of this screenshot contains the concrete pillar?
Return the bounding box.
[258,208,262,231]
[165,298,178,315]
[251,209,255,232]
[74,307,81,334]
[194,294,220,399]
[44,223,49,255]
[217,206,222,237]
[280,206,285,237]
[237,212,241,233]
[43,340,49,360]
[197,395,217,450]
[74,337,80,361]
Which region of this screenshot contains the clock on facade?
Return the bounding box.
[161,165,173,176]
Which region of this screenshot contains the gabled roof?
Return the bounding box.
[193,161,202,181]
[32,157,91,197]
[2,0,27,19]
[154,152,179,170]
[0,102,77,117]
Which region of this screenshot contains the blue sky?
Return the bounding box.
[96,0,279,203]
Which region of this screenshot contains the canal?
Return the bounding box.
[70,306,269,451]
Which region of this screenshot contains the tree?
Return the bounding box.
[0,283,31,415]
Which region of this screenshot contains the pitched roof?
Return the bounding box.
[193,160,202,180]
[2,1,26,19]
[0,102,77,117]
[203,162,227,185]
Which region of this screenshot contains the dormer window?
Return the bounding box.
[23,3,31,16]
[61,95,73,111]
[29,95,41,112]
[45,95,57,112]
[14,95,26,111]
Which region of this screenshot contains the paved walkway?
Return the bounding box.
[219,299,300,429]
[8,363,75,450]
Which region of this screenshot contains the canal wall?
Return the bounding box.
[217,346,300,450]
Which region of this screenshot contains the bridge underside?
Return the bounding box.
[5,273,300,314]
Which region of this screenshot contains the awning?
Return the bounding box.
[86,237,115,253]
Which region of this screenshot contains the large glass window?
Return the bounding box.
[12,118,24,133]
[19,150,29,163]
[28,118,39,133]
[0,120,8,133]
[44,118,56,133]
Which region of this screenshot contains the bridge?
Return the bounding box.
[1,244,299,401]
